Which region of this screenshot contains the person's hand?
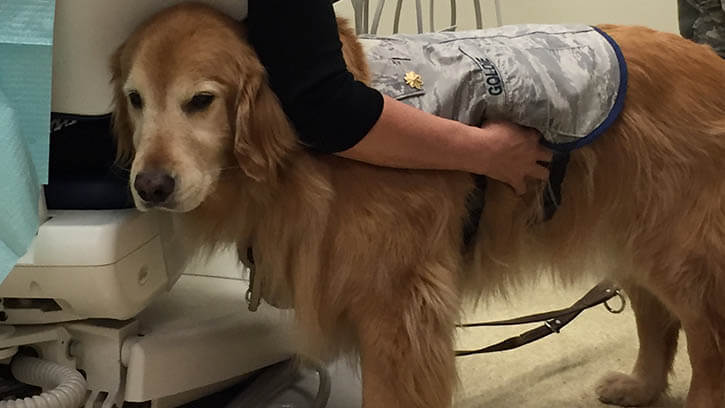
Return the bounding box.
[336,96,552,192]
[468,120,553,195]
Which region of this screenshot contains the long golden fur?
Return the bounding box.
[110,3,725,407]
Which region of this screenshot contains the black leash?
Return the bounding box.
[455,280,625,357]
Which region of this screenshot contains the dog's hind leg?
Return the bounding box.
[639,255,725,407]
[352,262,459,408]
[596,284,681,406]
[665,245,725,406]
[680,318,725,408]
[677,282,725,407]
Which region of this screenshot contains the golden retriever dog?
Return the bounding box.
[110,3,725,407]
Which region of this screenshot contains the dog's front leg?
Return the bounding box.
[351,263,459,408]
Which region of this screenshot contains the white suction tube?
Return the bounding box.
[0,355,88,408]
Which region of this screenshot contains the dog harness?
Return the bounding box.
[359,23,628,151]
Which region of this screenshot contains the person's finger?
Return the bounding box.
[525,127,542,138]
[529,164,550,181]
[536,147,554,163]
[512,180,526,196]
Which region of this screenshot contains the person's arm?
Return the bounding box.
[678,0,698,39]
[248,0,551,194]
[339,94,550,195]
[248,0,380,152]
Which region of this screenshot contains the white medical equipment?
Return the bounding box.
[0,1,299,407]
[0,1,475,407]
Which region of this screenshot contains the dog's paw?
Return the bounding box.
[596,372,661,407]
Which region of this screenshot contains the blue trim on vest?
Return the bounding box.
[541,26,628,153]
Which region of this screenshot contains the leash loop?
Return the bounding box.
[455,280,626,357]
[604,289,626,314]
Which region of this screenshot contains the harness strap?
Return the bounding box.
[463,175,488,250]
[542,151,570,221]
[455,280,625,356]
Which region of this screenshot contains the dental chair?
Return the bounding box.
[0,1,493,406]
[0,1,297,407]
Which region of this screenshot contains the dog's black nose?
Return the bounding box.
[134,171,175,205]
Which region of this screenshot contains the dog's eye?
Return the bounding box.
[185,93,215,113]
[128,91,143,110]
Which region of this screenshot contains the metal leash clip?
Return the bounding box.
[604,288,626,314]
[243,247,261,312]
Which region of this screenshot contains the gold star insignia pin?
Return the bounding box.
[404,71,423,89]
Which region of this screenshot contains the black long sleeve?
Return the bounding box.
[247,0,384,153]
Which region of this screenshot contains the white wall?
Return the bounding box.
[496,0,678,33]
[333,0,499,34]
[334,0,679,34]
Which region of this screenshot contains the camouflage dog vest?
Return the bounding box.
[360,24,628,152]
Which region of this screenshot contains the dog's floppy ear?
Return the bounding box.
[109,42,135,166]
[234,68,297,182]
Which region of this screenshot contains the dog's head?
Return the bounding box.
[111,3,296,212]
